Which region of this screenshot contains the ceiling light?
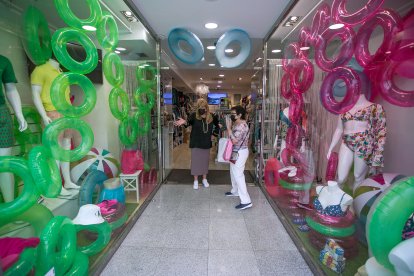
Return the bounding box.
[272,49,281,53]
[225,48,233,53]
[219,74,224,77]
[205,22,218,29]
[207,45,216,50]
[209,63,215,66]
[82,25,96,31]
[200,77,203,80]
[121,11,138,22]
[290,16,299,21]
[218,81,223,84]
[116,47,127,51]
[284,22,292,27]
[300,46,310,51]
[217,85,221,88]
[114,50,121,54]
[329,23,344,30]
[238,77,242,81]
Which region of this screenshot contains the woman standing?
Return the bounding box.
[225,106,252,210]
[175,98,219,189]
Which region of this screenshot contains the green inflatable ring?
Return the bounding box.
[51,72,96,117]
[133,86,155,112]
[0,157,38,227]
[136,64,157,87]
[97,12,119,52]
[103,52,125,87]
[22,6,52,65]
[64,251,89,276]
[367,176,414,271]
[118,115,138,146]
[306,216,355,237]
[53,0,102,29]
[109,213,128,231]
[29,146,62,198]
[75,222,111,256]
[43,117,94,162]
[134,109,151,136]
[4,248,37,276]
[109,87,130,120]
[279,178,312,191]
[15,204,54,236]
[37,216,77,275]
[52,28,98,74]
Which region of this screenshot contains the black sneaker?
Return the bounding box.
[235,203,252,210]
[225,192,238,197]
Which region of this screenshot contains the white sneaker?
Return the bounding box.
[193,181,199,190]
[202,179,209,188]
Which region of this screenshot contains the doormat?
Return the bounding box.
[165,169,255,185]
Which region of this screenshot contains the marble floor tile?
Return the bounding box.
[209,218,253,250]
[163,218,209,249]
[208,249,261,276]
[254,250,313,276]
[154,248,208,276]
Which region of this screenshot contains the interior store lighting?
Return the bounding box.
[284,15,300,27]
[205,23,218,29]
[121,11,138,22]
[219,74,224,77]
[207,45,216,50]
[116,47,127,51]
[225,48,234,53]
[272,49,282,53]
[209,63,216,66]
[114,50,121,54]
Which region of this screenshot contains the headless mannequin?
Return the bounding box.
[327,94,373,190]
[0,83,27,202]
[31,59,78,195]
[316,181,353,213]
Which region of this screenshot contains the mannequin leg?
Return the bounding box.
[337,143,354,187]
[0,147,14,202]
[61,137,79,189]
[353,154,369,191]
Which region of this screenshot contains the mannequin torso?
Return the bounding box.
[315,181,353,214]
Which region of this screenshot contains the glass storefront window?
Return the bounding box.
[0,0,161,274]
[263,0,414,275]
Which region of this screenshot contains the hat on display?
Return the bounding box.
[72,204,105,225]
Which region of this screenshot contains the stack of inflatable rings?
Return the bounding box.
[306,209,359,258]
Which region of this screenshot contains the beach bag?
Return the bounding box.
[217,138,231,163]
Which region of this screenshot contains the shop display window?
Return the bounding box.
[263,0,414,275]
[0,0,161,274]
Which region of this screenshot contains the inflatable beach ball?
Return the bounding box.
[353,174,405,220]
[71,147,120,185]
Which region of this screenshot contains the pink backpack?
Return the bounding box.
[121,150,144,174]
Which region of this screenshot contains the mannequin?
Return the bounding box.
[327,94,386,190]
[31,58,78,194]
[315,181,353,215]
[0,55,28,202]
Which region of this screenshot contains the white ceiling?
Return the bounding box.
[129,0,295,94]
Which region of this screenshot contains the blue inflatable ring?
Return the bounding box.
[168,28,204,64]
[215,29,251,68]
[79,170,108,206]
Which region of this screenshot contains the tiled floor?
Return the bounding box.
[102,185,313,276]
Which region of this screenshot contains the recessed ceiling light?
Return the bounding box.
[218,81,223,84]
[200,77,203,80]
[290,16,299,21]
[219,74,224,77]
[238,77,242,81]
[300,46,310,51]
[272,49,281,53]
[116,47,127,51]
[217,85,221,88]
[121,11,138,22]
[124,11,132,16]
[205,22,218,29]
[209,63,215,66]
[225,48,233,53]
[329,23,344,30]
[115,50,121,54]
[285,22,292,27]
[82,25,96,31]
[207,45,216,50]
